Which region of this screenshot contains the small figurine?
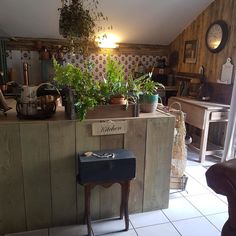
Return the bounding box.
[198,66,210,101]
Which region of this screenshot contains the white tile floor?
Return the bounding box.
[5,149,229,236]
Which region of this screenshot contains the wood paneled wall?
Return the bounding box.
[170,0,236,84]
[0,115,175,235]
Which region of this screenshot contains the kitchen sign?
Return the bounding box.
[92,121,128,136]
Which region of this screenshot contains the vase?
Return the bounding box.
[140,94,159,113]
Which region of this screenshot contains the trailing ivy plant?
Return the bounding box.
[58,0,110,54]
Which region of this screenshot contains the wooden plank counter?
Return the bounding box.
[0,106,175,234]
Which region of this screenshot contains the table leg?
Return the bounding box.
[122,181,130,231]
[199,112,210,163]
[120,184,124,219]
[84,185,92,236]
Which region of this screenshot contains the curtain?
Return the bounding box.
[222,73,236,161]
[0,39,7,85]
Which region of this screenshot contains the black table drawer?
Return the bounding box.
[78,149,136,184]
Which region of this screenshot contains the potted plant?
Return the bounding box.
[103,55,128,105]
[53,58,139,120]
[134,73,165,113]
[58,0,108,54]
[53,59,101,120]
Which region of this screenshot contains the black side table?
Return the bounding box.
[77,149,136,236]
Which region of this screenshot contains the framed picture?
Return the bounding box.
[184,40,198,63]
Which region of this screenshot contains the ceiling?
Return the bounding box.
[0,0,214,45]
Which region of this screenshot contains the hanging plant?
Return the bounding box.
[58,0,109,54]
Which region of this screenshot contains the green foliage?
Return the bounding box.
[59,0,95,39]
[58,0,110,54]
[53,59,100,120]
[53,57,165,120]
[104,55,128,99]
[133,73,165,96]
[126,74,142,103]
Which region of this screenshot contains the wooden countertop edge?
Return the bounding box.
[169,96,230,110]
[0,109,175,124]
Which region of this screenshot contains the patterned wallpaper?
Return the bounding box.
[64,53,168,80]
[6,50,42,85]
[6,50,168,85]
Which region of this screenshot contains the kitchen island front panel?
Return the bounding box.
[0,113,175,234]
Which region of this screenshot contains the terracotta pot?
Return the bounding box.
[110,96,127,105]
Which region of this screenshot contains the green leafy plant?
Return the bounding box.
[53,57,165,119]
[58,0,110,54]
[126,73,165,100]
[134,73,165,95]
[53,59,100,120]
[104,55,128,101]
[133,73,165,112]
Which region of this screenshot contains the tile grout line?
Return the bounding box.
[202,214,226,233]
[180,191,223,233]
[132,221,173,230]
[160,209,183,236]
[184,165,229,205]
[170,159,226,233]
[129,219,139,236]
[182,188,228,209]
[168,166,223,234]
[181,173,228,205]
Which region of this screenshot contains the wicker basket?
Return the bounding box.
[169,102,187,180]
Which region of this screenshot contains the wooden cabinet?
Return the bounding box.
[0,112,175,234]
[168,96,230,163]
